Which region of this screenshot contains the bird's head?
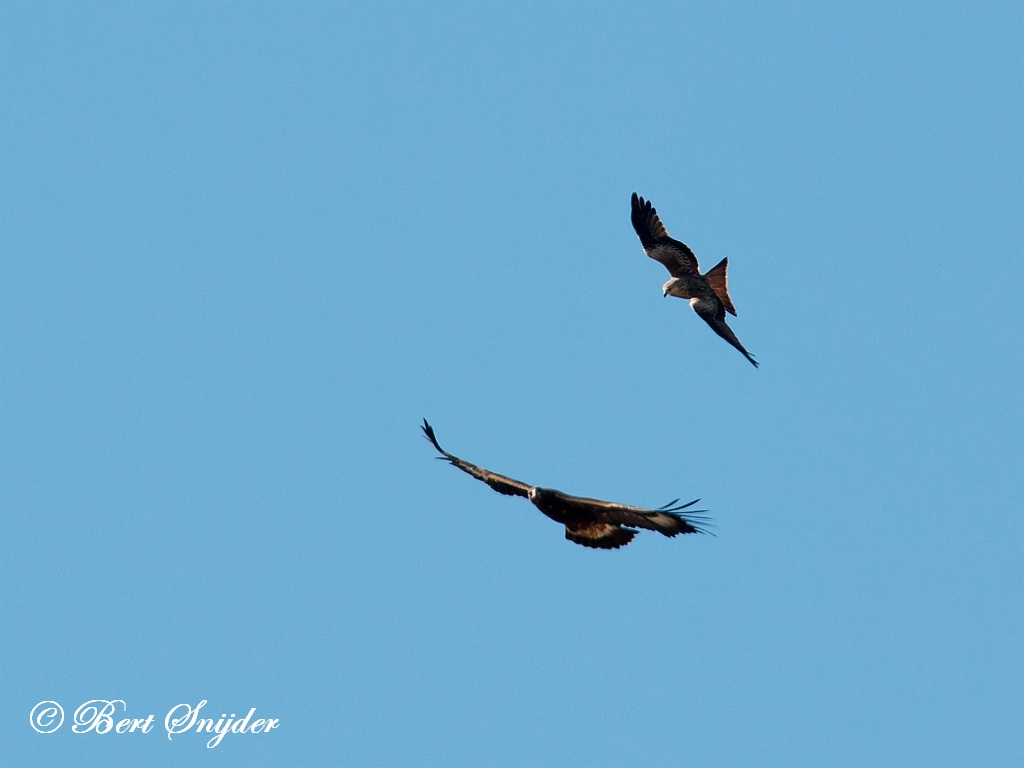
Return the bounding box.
[662,278,675,297]
[528,487,550,504]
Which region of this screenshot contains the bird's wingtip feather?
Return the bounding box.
[421,419,444,453]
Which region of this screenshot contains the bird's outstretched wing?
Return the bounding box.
[691,301,759,368]
[421,420,532,498]
[631,193,700,276]
[557,493,713,537]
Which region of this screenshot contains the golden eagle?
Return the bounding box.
[631,193,759,367]
[422,420,711,549]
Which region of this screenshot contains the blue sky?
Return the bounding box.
[2,2,1021,766]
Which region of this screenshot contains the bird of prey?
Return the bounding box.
[631,193,759,367]
[422,420,711,549]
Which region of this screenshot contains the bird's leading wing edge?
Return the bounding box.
[421,420,532,498]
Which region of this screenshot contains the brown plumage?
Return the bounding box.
[422,420,711,549]
[631,193,758,367]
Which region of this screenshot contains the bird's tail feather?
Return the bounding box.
[703,258,737,316]
[565,524,636,549]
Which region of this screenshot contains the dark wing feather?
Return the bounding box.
[631,193,700,276]
[558,492,713,537]
[691,301,759,368]
[421,420,532,497]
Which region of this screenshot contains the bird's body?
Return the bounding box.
[631,193,758,367]
[422,420,711,550]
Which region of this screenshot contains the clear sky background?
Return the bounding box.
[2,3,1021,767]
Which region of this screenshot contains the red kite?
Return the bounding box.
[632,193,758,367]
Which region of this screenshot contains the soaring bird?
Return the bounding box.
[422,420,711,549]
[631,192,759,367]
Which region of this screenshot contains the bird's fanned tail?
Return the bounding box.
[565,523,637,549]
[703,257,737,316]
